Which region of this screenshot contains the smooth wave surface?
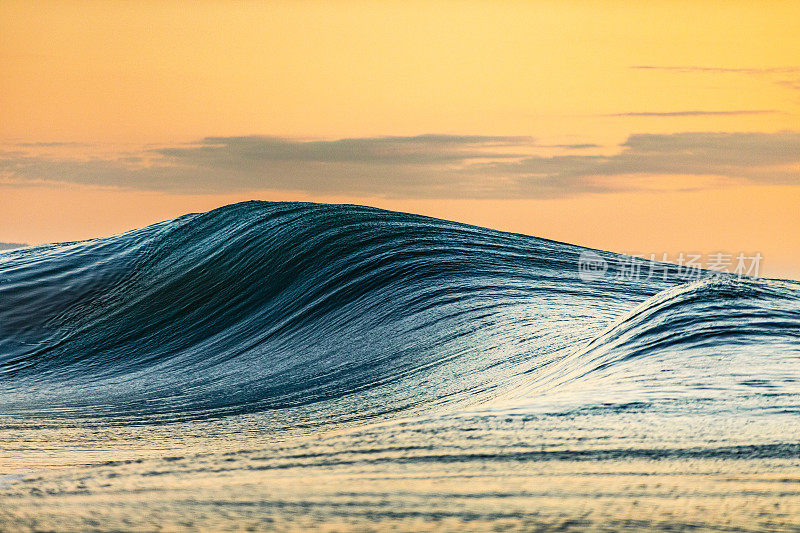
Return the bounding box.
[0,201,798,429]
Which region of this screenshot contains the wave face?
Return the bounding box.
[0,201,798,428]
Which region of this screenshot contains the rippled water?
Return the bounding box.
[1,202,798,531]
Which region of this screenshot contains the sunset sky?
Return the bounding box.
[2,1,799,277]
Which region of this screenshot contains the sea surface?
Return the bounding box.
[1,201,798,531]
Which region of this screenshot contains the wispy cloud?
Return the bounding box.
[632,66,800,74]
[776,79,800,91]
[14,142,86,147]
[609,110,776,117]
[631,65,800,94]
[1,132,799,199]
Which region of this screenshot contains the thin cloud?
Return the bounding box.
[776,79,800,91]
[631,65,800,94]
[547,143,601,149]
[631,66,800,74]
[15,142,85,147]
[609,110,776,117]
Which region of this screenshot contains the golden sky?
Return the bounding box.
[1,1,799,277]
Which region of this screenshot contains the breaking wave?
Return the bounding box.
[1,201,798,427]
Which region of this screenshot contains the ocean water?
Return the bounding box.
[0,201,798,531]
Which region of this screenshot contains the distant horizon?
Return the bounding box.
[4,198,797,282]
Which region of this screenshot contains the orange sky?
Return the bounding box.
[1,1,799,278]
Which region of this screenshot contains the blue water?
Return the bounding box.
[1,202,799,530]
[0,201,798,425]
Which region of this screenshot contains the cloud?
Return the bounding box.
[609,110,776,117]
[1,132,799,199]
[631,65,800,94]
[480,131,800,197]
[0,135,536,197]
[14,142,86,147]
[776,79,800,91]
[157,135,532,165]
[631,66,800,74]
[548,143,601,149]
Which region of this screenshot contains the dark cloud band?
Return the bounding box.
[2,132,798,198]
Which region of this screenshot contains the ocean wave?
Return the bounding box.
[0,201,797,427]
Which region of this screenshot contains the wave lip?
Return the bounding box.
[528,277,800,412]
